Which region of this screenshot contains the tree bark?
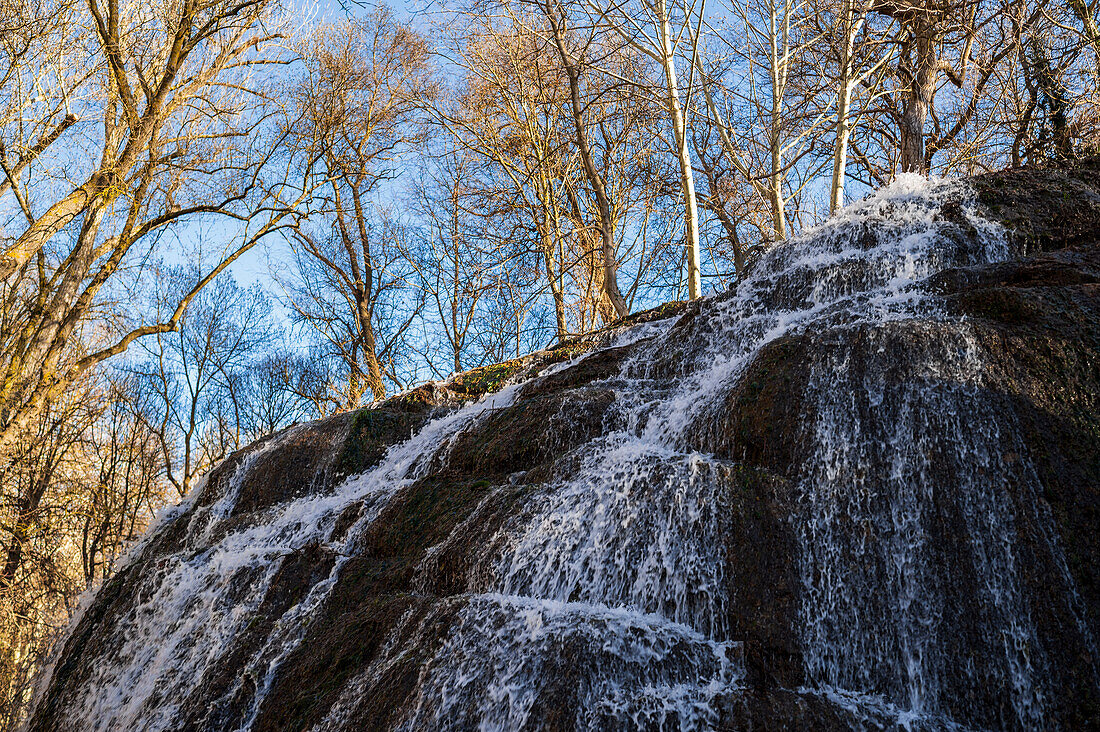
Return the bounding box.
[830,0,861,212]
[768,0,789,238]
[831,79,854,212]
[898,12,941,174]
[541,233,570,341]
[657,0,703,299]
[357,302,387,403]
[546,2,630,318]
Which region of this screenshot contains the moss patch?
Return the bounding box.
[449,359,525,396]
[333,407,431,481]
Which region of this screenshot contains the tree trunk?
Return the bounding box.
[767,0,790,238]
[658,0,703,299]
[547,4,630,318]
[899,16,939,174]
[1,478,48,590]
[831,0,859,213]
[831,79,854,213]
[356,297,387,402]
[541,235,569,341]
[769,136,788,238]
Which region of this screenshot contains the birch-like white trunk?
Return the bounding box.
[768,0,789,240]
[831,79,854,213]
[830,0,857,213]
[657,0,703,299]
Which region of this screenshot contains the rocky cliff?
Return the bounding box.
[28,161,1100,731]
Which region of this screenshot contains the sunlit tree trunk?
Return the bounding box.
[657,0,704,298]
[545,2,631,317]
[768,0,790,239]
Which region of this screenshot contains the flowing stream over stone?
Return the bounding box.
[35,174,1092,731]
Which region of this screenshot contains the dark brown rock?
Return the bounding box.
[27,161,1100,732]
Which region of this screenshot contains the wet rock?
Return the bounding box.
[28,161,1100,732]
[967,157,1100,254]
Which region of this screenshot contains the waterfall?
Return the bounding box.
[35,173,1093,731]
[52,380,535,731]
[795,323,1045,729]
[347,174,1023,729]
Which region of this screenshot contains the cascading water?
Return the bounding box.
[48,380,539,731]
[390,448,739,731]
[795,323,1047,729]
[32,173,1096,731]
[321,175,1034,730]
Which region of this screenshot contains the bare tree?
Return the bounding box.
[411,151,498,376]
[133,271,273,499]
[79,376,166,586]
[434,12,578,339]
[0,0,306,457]
[537,0,631,317]
[282,213,423,406]
[872,0,973,173]
[0,380,95,730]
[283,8,435,404]
[582,0,706,297]
[818,0,896,210]
[238,350,321,437]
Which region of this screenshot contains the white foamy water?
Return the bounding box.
[373,176,1037,729]
[38,175,1092,731]
[49,377,538,730]
[796,323,1045,727]
[397,594,742,731]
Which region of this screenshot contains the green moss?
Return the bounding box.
[333,408,426,479]
[548,339,593,359]
[262,592,424,730]
[448,399,546,475]
[450,359,524,396]
[389,386,436,408]
[640,300,687,319]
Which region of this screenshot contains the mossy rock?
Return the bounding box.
[443,389,616,479]
[448,359,525,396]
[333,407,431,481]
[968,158,1100,254]
[249,473,511,730]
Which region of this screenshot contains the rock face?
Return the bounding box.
[28,161,1100,731]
